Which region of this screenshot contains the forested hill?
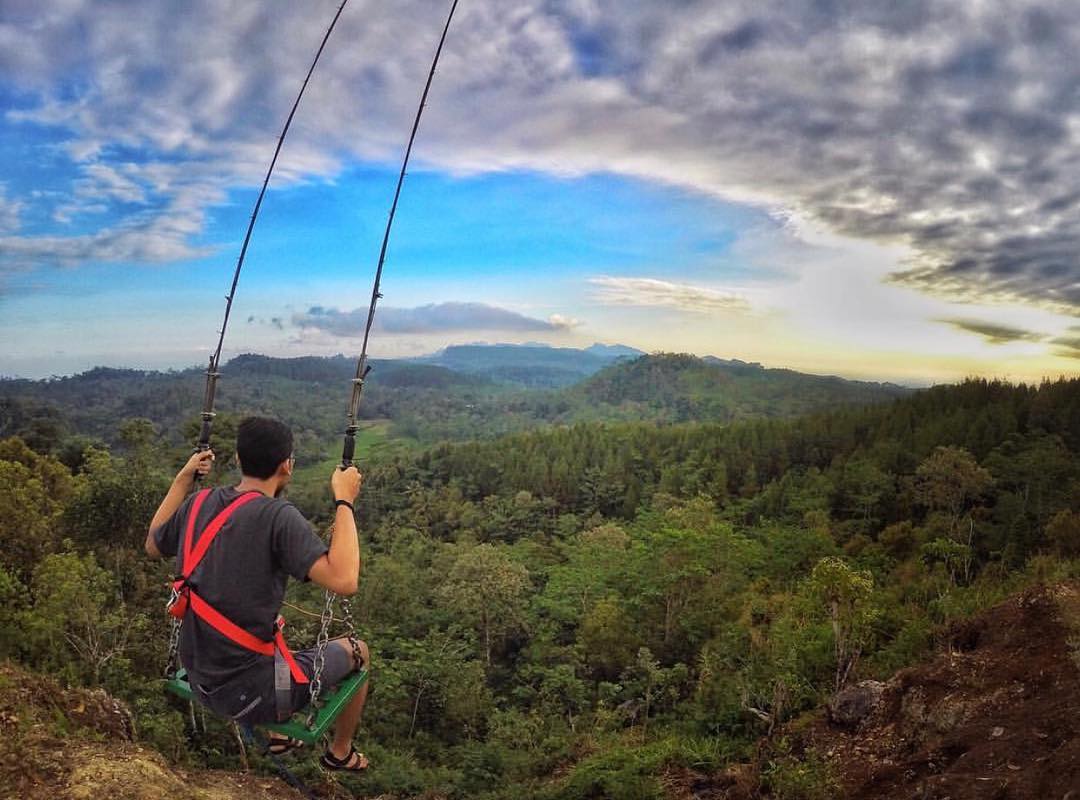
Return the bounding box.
[570,353,908,422]
[0,351,908,450]
[226,353,488,389]
[360,376,1079,534]
[0,356,491,453]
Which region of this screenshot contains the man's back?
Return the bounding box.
[154,486,327,687]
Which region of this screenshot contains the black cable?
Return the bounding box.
[340,0,460,467]
[196,0,352,452]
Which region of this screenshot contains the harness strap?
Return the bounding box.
[182,490,261,577]
[188,590,274,655]
[175,489,310,685]
[182,488,211,566]
[186,592,310,684]
[274,617,310,684]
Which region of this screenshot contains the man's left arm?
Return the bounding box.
[145,450,215,558]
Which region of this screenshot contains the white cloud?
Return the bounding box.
[81,164,147,204]
[2,0,1080,314]
[0,180,218,267]
[589,276,751,313]
[548,313,582,329]
[292,301,577,336]
[0,186,23,234]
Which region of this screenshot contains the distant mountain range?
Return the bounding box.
[0,344,912,451]
[414,342,645,387]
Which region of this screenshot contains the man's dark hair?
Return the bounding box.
[236,417,293,479]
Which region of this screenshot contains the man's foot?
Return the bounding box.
[266,733,305,756]
[320,745,369,772]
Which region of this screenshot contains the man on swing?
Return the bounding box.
[146,416,370,771]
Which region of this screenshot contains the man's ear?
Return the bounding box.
[278,458,293,478]
[234,453,242,473]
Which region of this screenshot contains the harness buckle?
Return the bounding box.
[167,580,189,619]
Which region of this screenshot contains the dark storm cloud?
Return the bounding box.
[247,315,285,330]
[292,302,575,336]
[1050,334,1080,358]
[552,0,1080,312]
[939,318,1047,345]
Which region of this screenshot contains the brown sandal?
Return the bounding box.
[266,734,305,756]
[320,746,369,772]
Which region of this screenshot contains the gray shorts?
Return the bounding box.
[193,641,357,726]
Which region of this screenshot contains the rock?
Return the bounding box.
[991,726,1004,738]
[68,686,137,741]
[827,680,886,728]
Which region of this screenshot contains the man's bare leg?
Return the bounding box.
[326,637,370,764]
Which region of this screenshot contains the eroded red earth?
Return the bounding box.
[687,584,1080,800]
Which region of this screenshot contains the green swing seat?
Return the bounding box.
[166,667,368,745]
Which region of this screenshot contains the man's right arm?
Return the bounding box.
[307,466,363,596]
[146,450,215,558]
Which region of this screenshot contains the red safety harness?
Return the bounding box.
[167,488,309,684]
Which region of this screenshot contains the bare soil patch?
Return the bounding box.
[686,583,1080,799]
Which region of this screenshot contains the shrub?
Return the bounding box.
[762,746,838,800]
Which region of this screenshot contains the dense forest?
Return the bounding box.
[2,358,1078,799]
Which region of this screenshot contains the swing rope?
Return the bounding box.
[194,0,352,455]
[339,0,461,469]
[308,0,460,717]
[165,0,352,684]
[167,0,462,740]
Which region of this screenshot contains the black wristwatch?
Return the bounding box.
[334,499,354,511]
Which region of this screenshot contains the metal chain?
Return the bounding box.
[165,590,182,677]
[339,595,363,668]
[303,511,366,727]
[306,585,336,724]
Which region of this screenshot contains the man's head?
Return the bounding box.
[236,416,294,483]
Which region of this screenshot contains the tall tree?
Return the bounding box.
[437,544,530,665]
[806,557,878,693]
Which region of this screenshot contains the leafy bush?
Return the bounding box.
[762,745,838,800]
[541,738,678,800]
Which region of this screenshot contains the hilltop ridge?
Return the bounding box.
[413,342,642,387]
[0,350,908,448]
[573,352,908,420]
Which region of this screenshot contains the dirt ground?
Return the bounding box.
[824,584,1080,799]
[0,662,309,800]
[685,583,1080,799]
[65,744,311,800]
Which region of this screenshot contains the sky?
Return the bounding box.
[2,0,1080,385]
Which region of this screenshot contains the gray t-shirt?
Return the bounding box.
[155,486,328,688]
